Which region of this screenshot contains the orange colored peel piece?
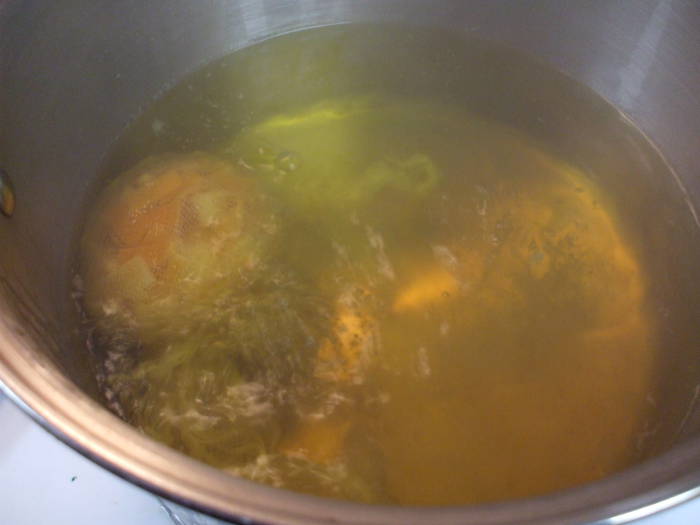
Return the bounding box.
[392,267,459,314]
[279,417,352,464]
[105,171,204,269]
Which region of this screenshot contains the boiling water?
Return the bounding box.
[74,26,698,505]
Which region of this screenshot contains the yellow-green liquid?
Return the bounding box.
[77,27,679,506]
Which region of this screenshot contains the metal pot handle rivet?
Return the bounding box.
[0,168,16,217]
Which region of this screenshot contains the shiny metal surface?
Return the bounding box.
[0,168,15,216]
[0,1,699,524]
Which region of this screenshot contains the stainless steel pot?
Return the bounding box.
[1,1,700,524]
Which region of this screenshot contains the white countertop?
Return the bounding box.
[2,394,699,525]
[0,394,171,525]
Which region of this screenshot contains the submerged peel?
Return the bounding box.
[279,417,353,464]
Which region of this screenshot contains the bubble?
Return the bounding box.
[275,150,301,174]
